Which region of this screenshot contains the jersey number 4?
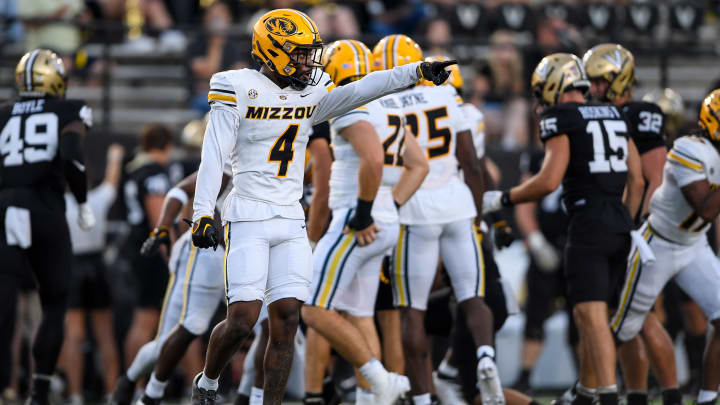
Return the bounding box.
[0,113,58,167]
[269,124,299,177]
[587,119,628,173]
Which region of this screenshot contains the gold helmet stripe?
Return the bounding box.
[25,49,41,91]
[392,35,401,68]
[347,40,363,76]
[385,35,396,70]
[291,9,319,39]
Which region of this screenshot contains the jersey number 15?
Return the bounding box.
[587,119,628,174]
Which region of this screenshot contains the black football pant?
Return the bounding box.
[0,202,72,386]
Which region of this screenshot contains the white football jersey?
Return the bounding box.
[396,85,476,225]
[461,103,486,159]
[328,95,405,223]
[649,135,720,245]
[192,63,422,223]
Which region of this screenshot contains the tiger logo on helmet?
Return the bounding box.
[583,43,635,102]
[699,89,720,142]
[322,39,373,86]
[251,9,324,90]
[371,34,423,71]
[15,49,67,98]
[531,53,589,106]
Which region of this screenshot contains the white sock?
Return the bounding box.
[355,387,374,404]
[476,345,495,359]
[248,387,264,405]
[144,373,168,399]
[358,358,387,389]
[412,393,432,405]
[198,373,219,392]
[698,390,718,403]
[438,359,458,378]
[126,341,159,382]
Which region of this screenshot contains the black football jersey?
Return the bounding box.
[0,98,91,197]
[621,101,666,154]
[168,157,201,185]
[123,158,171,247]
[539,102,633,234]
[519,147,567,247]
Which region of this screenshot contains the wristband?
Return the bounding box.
[501,190,513,207]
[167,187,189,206]
[355,198,374,221]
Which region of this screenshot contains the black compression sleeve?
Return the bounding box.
[60,130,88,204]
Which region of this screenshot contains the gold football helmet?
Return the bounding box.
[371,34,423,71]
[582,43,635,101]
[642,88,685,136]
[15,49,67,98]
[531,53,589,106]
[699,89,720,142]
[322,39,372,86]
[420,55,463,90]
[181,113,209,150]
[251,9,323,89]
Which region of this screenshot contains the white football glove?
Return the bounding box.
[482,191,504,215]
[527,231,560,272]
[77,203,96,231]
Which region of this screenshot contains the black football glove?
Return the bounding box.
[492,220,515,250]
[347,199,374,231]
[187,216,220,250]
[140,226,170,256]
[418,59,458,86]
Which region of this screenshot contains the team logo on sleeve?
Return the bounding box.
[265,17,298,37]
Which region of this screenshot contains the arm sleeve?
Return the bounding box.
[60,130,88,204]
[313,62,422,124]
[667,139,706,187]
[192,104,238,221]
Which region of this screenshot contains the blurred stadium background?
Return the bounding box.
[2,0,719,403]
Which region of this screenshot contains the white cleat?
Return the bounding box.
[433,372,468,405]
[477,356,505,405]
[373,372,411,405]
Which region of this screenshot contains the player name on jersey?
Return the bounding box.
[577,105,622,119]
[12,99,46,115]
[398,93,429,107]
[245,105,318,120]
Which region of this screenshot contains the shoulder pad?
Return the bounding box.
[539,103,583,142]
[668,136,707,172]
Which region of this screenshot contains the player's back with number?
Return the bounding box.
[0,98,90,203]
[539,102,633,233]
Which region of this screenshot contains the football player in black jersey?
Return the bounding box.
[583,44,682,405]
[121,125,173,385]
[0,49,94,405]
[484,53,644,405]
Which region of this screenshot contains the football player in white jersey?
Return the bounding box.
[189,9,456,405]
[611,89,720,405]
[300,39,429,405]
[372,35,503,405]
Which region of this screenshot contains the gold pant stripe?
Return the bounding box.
[223,223,230,304]
[472,228,486,297]
[179,244,198,322]
[611,227,651,330]
[317,232,355,307]
[393,225,408,307]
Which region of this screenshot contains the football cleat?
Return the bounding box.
[191,373,217,405]
[373,372,411,405]
[477,356,505,405]
[135,395,160,405]
[109,375,135,405]
[433,371,468,405]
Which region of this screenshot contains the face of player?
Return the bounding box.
[589,78,609,101]
[289,46,321,85]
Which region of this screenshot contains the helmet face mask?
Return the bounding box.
[285,43,324,89]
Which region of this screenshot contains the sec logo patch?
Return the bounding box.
[248,89,258,99]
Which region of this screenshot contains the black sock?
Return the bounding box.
[661,388,682,405]
[572,392,594,405]
[599,392,619,405]
[431,394,440,405]
[519,368,531,382]
[685,332,706,374]
[304,392,324,405]
[627,391,648,405]
[31,376,51,402]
